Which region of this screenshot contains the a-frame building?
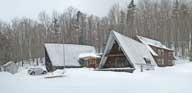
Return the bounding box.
[98,31,156,72]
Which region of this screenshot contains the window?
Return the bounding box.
[161,59,164,65]
[118,46,121,51]
[168,52,173,57]
[158,49,161,55]
[161,49,164,56]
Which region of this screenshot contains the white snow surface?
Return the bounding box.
[45,43,96,66]
[99,31,156,68]
[0,60,192,93]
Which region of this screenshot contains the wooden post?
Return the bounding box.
[37,58,39,66]
[140,64,143,72]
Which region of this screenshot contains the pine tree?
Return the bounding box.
[127,0,136,37]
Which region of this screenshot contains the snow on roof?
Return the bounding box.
[3,61,15,67]
[137,35,173,51]
[99,31,156,69]
[45,43,96,67]
[78,53,101,59]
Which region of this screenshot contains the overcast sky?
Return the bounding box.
[0,0,129,22]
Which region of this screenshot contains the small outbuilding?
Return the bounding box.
[98,31,156,72]
[136,35,175,67]
[2,61,18,74]
[45,43,97,72]
[78,53,101,68]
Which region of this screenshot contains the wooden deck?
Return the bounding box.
[96,67,135,73]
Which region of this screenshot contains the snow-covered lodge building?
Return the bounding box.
[44,44,97,72]
[98,31,156,72]
[136,36,175,67]
[44,31,175,72]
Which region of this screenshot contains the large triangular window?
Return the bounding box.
[103,40,133,68]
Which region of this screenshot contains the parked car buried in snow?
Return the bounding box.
[28,68,47,75]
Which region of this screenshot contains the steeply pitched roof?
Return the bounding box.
[45,43,96,67]
[99,31,156,69]
[136,35,174,56]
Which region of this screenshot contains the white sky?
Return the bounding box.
[0,0,129,22]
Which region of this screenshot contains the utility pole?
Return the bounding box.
[62,25,65,73]
[21,22,24,67]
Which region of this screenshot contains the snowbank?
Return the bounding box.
[0,62,192,93]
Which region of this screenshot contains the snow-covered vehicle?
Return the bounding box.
[28,68,47,75]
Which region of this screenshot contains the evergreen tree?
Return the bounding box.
[127,0,136,37]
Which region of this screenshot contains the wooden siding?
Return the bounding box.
[103,41,133,68]
[150,45,175,67]
[45,47,54,72]
[79,57,100,68]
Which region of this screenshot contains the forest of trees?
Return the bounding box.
[0,0,192,65]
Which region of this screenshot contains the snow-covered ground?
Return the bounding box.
[0,61,192,93]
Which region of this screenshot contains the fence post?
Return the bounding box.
[141,64,143,72]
